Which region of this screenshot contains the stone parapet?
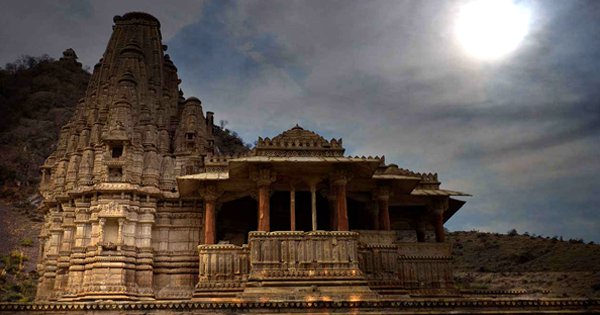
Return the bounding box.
[193,244,250,299]
[358,241,454,295]
[243,231,376,300]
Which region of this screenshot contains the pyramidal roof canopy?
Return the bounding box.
[255,124,345,157]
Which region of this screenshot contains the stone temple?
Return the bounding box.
[35,12,469,302]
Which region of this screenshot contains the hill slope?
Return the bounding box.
[449,231,600,298]
[0,54,90,209]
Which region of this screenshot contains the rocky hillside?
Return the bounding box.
[0,52,249,301]
[0,54,90,213]
[448,231,600,298]
[0,53,91,302]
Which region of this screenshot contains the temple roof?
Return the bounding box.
[118,12,160,26]
[176,125,470,205]
[255,125,345,157]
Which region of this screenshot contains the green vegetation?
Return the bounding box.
[0,251,37,302]
[18,238,33,247]
[214,120,251,155]
[0,55,90,204]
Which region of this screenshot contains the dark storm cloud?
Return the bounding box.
[169,0,599,241]
[0,0,597,240]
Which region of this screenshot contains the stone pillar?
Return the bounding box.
[416,217,425,242]
[369,203,380,230]
[429,198,448,243]
[258,184,270,232]
[331,170,348,231]
[290,186,296,231]
[117,218,125,244]
[252,168,275,232]
[325,190,337,231]
[311,183,317,231]
[204,199,216,244]
[377,186,391,231]
[201,185,220,245]
[98,218,106,243]
[434,211,445,242]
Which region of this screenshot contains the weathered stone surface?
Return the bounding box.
[36,12,210,301]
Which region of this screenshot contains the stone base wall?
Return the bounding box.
[1,299,598,314]
[359,241,454,295]
[193,244,250,298]
[190,230,456,300]
[36,196,201,302]
[241,231,376,299]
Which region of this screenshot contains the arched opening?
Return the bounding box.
[216,196,257,246]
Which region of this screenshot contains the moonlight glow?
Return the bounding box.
[455,0,530,60]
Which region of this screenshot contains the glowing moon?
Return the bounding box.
[455,0,530,60]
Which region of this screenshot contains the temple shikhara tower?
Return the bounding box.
[36,12,468,302]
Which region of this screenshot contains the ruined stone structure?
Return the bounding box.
[35,12,469,303]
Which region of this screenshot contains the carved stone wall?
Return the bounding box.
[36,12,213,301]
[247,231,362,280]
[358,242,454,295]
[193,244,250,298]
[242,231,376,299]
[152,201,201,300]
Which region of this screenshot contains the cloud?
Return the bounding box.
[169,0,599,241]
[0,0,206,67]
[1,0,597,241]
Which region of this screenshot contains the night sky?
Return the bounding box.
[1,0,598,241]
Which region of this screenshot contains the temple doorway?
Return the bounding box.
[216,196,257,246]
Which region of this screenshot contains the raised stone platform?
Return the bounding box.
[242,231,377,300]
[191,230,459,300]
[1,298,598,314]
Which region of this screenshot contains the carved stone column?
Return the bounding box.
[368,203,379,230]
[117,218,125,244]
[310,182,318,231]
[376,186,391,231]
[201,185,221,245]
[290,186,296,231]
[430,198,448,243]
[416,217,426,242]
[252,168,276,232]
[323,189,337,231]
[98,218,106,243]
[331,170,348,231]
[258,185,270,231]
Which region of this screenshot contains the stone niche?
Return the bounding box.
[103,218,119,244]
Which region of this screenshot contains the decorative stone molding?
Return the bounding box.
[255,125,345,157]
[97,201,126,217]
[1,298,599,313]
